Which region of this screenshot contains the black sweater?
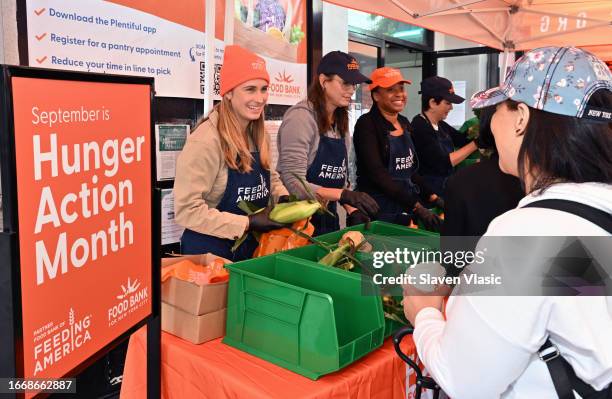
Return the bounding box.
[442,155,524,237]
[411,114,471,178]
[353,104,433,210]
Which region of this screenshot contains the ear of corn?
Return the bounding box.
[318,243,351,267]
[269,200,321,223]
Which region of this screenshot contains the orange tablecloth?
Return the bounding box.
[120,326,419,399]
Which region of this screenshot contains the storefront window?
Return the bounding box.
[348,40,378,132]
[348,10,427,46]
[384,44,423,120]
[347,40,377,189]
[438,54,489,127]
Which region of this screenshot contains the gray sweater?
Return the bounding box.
[277,100,351,199]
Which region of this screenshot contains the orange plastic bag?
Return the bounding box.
[161,258,228,285]
[253,218,315,257]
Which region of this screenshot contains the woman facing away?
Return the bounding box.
[402,46,612,398]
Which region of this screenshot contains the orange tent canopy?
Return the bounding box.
[326,0,611,59]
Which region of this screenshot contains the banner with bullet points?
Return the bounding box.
[26,0,219,99]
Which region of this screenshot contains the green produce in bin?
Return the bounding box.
[282,244,364,273]
[315,220,439,244]
[223,254,385,380]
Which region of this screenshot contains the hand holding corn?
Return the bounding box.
[248,205,289,232]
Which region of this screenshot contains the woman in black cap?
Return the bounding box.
[276,51,379,235]
[411,76,478,196]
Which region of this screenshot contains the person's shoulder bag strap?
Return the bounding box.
[524,199,612,399]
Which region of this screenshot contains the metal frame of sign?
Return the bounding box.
[0,65,160,399]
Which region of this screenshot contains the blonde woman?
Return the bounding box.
[174,45,288,260]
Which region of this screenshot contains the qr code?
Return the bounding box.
[200,61,205,94]
[199,62,222,96]
[213,64,221,97]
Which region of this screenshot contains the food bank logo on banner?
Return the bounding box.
[32,308,92,376]
[108,277,149,327]
[11,76,152,380]
[269,66,303,99]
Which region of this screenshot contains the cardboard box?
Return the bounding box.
[161,253,229,315]
[162,302,226,344]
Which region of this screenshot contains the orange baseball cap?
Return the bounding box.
[368,67,411,91]
[220,45,270,97]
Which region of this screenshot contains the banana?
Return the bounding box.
[269,200,321,223]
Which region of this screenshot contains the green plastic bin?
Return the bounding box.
[281,244,371,273]
[223,254,385,380]
[281,246,413,338]
[315,221,438,244]
[384,317,408,338]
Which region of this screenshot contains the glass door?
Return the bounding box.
[428,48,500,129]
[384,43,423,121]
[348,40,378,132]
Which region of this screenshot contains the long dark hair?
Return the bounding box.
[477,105,496,151]
[307,74,349,137]
[509,88,612,192]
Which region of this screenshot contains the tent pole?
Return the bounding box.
[500,50,510,83]
[421,8,512,17]
[204,0,215,114]
[415,0,489,18]
[387,0,418,18]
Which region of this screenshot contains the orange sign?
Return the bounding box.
[11,76,152,381]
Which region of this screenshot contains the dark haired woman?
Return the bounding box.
[411,76,478,196]
[403,46,612,398]
[353,67,443,231]
[277,51,379,235]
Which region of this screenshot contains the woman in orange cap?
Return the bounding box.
[353,67,442,231]
[174,45,289,260]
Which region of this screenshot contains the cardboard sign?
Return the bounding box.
[11,76,152,380]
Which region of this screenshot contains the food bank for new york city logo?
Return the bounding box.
[108,277,149,326]
[270,70,301,96]
[33,308,92,375]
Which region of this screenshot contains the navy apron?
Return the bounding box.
[180,152,270,261]
[421,114,454,196]
[371,130,420,225]
[306,135,347,236]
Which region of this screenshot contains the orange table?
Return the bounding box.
[120,326,420,399]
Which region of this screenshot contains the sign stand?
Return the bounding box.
[0,66,160,399]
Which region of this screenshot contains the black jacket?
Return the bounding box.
[442,155,524,237]
[411,114,472,178]
[353,104,433,210]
